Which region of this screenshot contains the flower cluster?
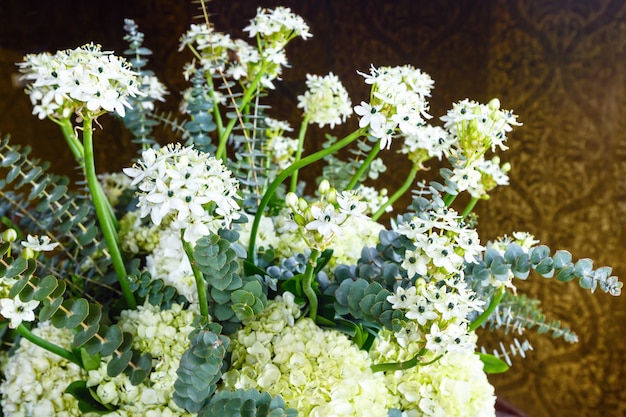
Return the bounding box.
[17,43,140,120]
[223,293,397,417]
[123,143,241,242]
[0,4,621,417]
[297,73,353,128]
[84,303,197,416]
[0,323,83,416]
[285,180,367,251]
[354,64,434,149]
[371,330,496,417]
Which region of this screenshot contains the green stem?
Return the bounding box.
[56,118,85,167]
[443,192,457,207]
[181,234,209,318]
[16,323,81,366]
[371,348,442,372]
[469,287,505,332]
[289,115,310,193]
[346,138,381,190]
[461,197,479,219]
[303,248,320,321]
[247,128,366,263]
[82,117,136,309]
[206,75,224,139]
[372,162,420,222]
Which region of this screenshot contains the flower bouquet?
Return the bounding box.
[0,3,622,417]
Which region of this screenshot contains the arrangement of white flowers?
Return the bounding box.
[0,3,622,417]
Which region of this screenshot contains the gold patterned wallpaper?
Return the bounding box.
[0,1,625,416]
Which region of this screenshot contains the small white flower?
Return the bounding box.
[305,205,345,237]
[0,298,40,328]
[21,235,59,252]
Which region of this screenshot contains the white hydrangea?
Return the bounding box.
[223,293,397,417]
[0,322,84,416]
[371,330,496,417]
[297,72,353,128]
[18,43,140,120]
[86,303,197,416]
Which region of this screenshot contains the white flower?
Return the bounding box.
[297,72,352,128]
[306,205,345,237]
[0,298,39,328]
[21,234,59,252]
[123,143,240,240]
[18,43,140,119]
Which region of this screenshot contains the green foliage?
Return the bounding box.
[485,292,578,343]
[2,250,153,385]
[65,380,116,414]
[0,136,113,288]
[194,229,267,334]
[199,388,298,417]
[131,268,189,309]
[465,242,622,296]
[120,18,160,150]
[174,322,230,413]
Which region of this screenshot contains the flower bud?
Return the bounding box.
[2,229,17,242]
[298,197,309,212]
[285,192,298,209]
[488,97,500,111]
[327,188,337,204]
[21,247,35,260]
[318,179,330,196]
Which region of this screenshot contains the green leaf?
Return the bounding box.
[65,380,115,414]
[39,296,64,321]
[73,304,102,347]
[107,350,132,377]
[479,352,509,374]
[52,298,89,329]
[80,349,102,372]
[5,257,28,279]
[33,275,58,300]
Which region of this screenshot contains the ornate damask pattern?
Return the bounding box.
[0,1,625,416]
[479,1,626,416]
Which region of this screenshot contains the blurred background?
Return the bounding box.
[0,1,625,416]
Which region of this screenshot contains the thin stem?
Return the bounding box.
[303,249,320,321]
[461,197,479,219]
[247,128,366,263]
[16,323,81,366]
[469,287,505,332]
[346,139,381,190]
[182,234,209,318]
[82,117,136,309]
[372,162,420,221]
[289,115,310,193]
[371,348,442,372]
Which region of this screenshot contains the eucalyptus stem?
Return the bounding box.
[247,128,366,262]
[469,287,505,332]
[289,114,310,193]
[82,116,136,309]
[372,162,420,222]
[215,61,270,161]
[181,234,209,318]
[16,323,81,366]
[303,248,320,321]
[346,139,381,191]
[461,197,479,219]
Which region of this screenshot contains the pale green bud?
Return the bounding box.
[318,179,330,195]
[2,229,17,242]
[21,247,35,260]
[488,97,500,111]
[285,192,299,210]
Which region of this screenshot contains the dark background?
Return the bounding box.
[1,1,625,416]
